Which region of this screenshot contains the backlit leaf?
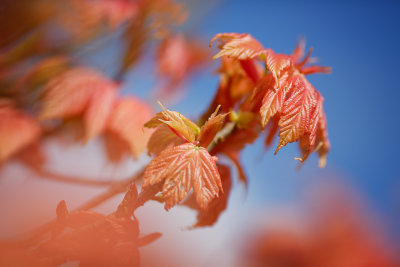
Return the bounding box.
[198,107,228,148]
[275,75,321,157]
[210,33,264,60]
[144,102,199,143]
[184,164,232,228]
[264,49,292,87]
[143,143,222,210]
[147,124,184,156]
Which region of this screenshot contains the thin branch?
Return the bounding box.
[29,165,117,187]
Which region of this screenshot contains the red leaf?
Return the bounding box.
[210,33,265,60]
[254,73,288,127]
[0,101,40,161]
[143,143,222,210]
[198,106,228,148]
[275,75,322,160]
[184,164,232,228]
[264,49,292,87]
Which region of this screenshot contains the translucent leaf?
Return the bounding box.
[275,75,322,158]
[253,73,288,128]
[198,107,228,148]
[210,33,265,60]
[184,164,232,228]
[144,102,199,143]
[143,143,222,210]
[147,124,184,156]
[264,49,292,87]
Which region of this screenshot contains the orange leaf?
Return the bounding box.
[147,124,184,156]
[143,143,222,210]
[253,73,288,128]
[210,33,264,60]
[144,102,199,143]
[107,97,154,159]
[84,81,117,141]
[0,101,40,161]
[40,68,118,141]
[198,106,228,148]
[264,49,292,87]
[184,164,232,228]
[275,75,322,158]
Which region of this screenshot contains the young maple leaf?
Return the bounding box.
[200,57,258,124]
[143,142,222,210]
[0,100,40,161]
[144,102,200,143]
[106,97,154,160]
[274,75,322,162]
[197,106,228,148]
[210,33,265,60]
[40,67,118,142]
[147,124,184,156]
[292,39,331,75]
[211,123,260,185]
[210,32,292,86]
[183,164,232,228]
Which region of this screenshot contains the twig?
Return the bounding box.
[30,165,118,187]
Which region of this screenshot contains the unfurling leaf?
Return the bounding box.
[198,106,228,148]
[253,74,287,128]
[263,49,292,87]
[0,100,40,161]
[210,33,264,60]
[143,143,222,210]
[275,75,321,161]
[144,102,200,143]
[292,39,331,75]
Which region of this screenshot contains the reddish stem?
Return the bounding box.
[240,59,260,84]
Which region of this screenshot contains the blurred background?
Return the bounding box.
[0,0,399,266]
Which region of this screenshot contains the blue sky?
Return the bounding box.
[158,0,400,243]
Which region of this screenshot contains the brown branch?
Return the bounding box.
[29,165,117,187]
